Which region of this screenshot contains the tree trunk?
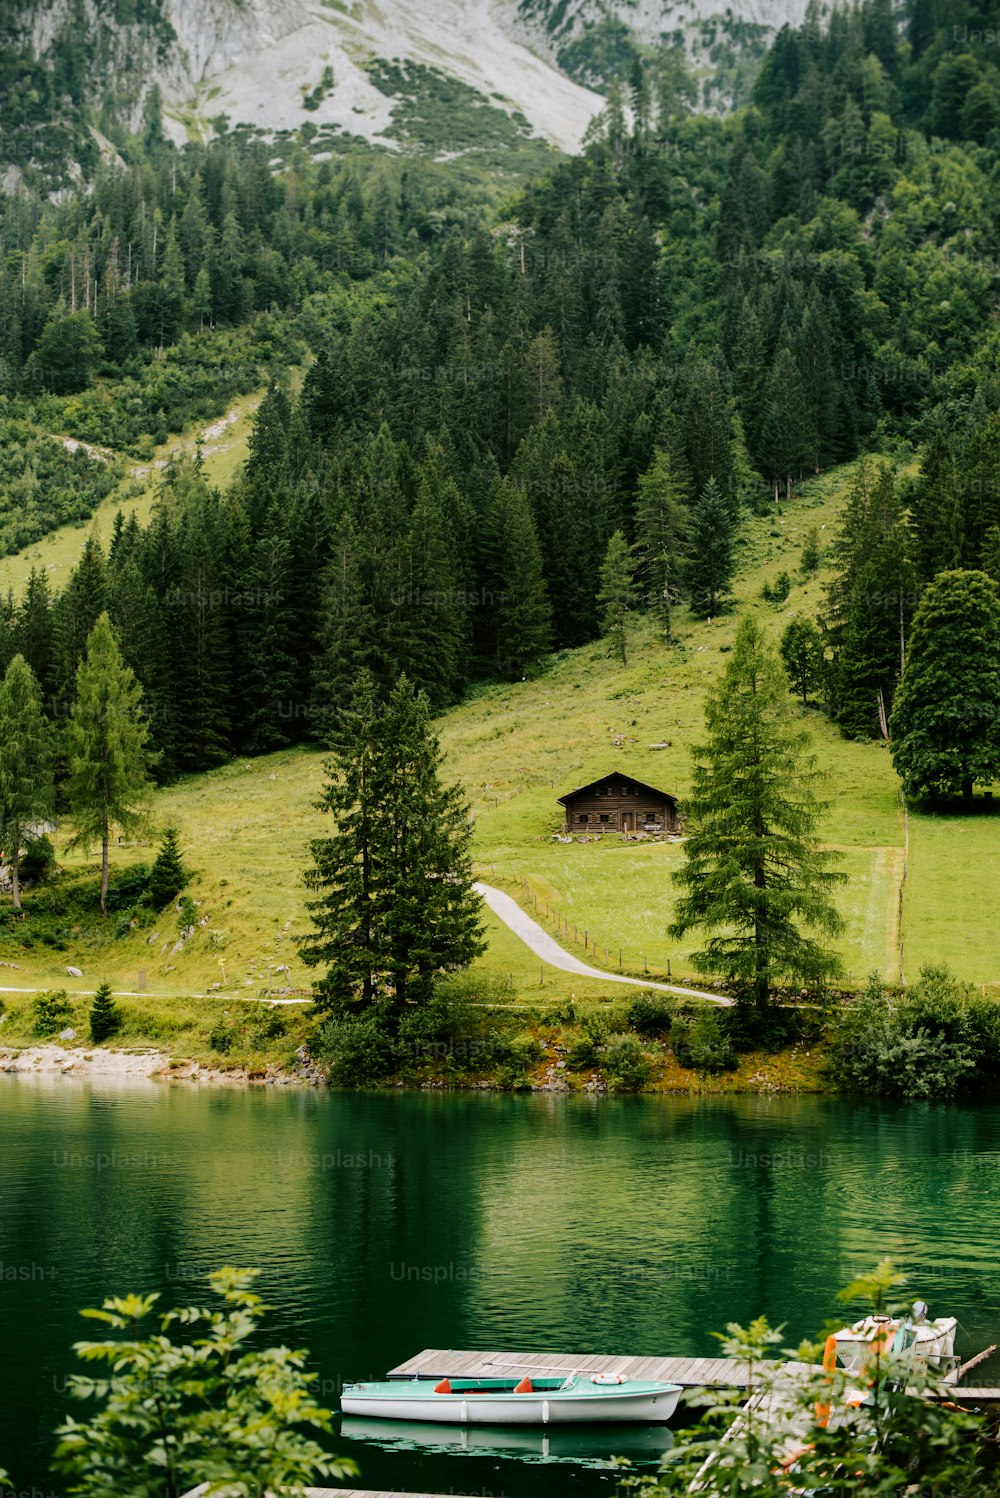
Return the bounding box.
[100,833,110,916]
[11,849,20,914]
[962,775,974,806]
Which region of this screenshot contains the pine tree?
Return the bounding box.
[65,614,155,915]
[487,478,551,679]
[759,342,814,500]
[312,512,377,738]
[52,536,107,710]
[634,446,690,643]
[889,571,1000,805]
[598,530,639,666]
[299,673,484,1020]
[241,507,298,755]
[300,673,383,1011]
[149,826,188,910]
[0,655,53,911]
[670,616,845,1011]
[376,678,486,1012]
[686,477,736,618]
[780,617,825,704]
[89,982,121,1043]
[15,567,55,701]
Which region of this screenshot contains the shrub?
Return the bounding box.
[670,1009,738,1072]
[104,863,151,913]
[627,992,676,1035]
[313,1011,398,1086]
[89,983,121,1043]
[761,569,792,603]
[20,834,55,886]
[32,989,74,1037]
[209,1017,236,1054]
[177,894,198,934]
[601,1033,651,1091]
[567,1034,598,1069]
[829,967,984,1099]
[495,1032,542,1089]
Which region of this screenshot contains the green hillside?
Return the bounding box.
[2,455,996,1014]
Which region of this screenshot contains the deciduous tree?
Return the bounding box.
[889,570,1000,804]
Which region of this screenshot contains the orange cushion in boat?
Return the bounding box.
[513,1376,534,1394]
[434,1378,452,1393]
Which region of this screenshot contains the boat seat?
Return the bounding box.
[513,1375,534,1393]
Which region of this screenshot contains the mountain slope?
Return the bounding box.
[10,0,603,161]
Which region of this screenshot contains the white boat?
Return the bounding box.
[833,1302,957,1375]
[340,1371,683,1424]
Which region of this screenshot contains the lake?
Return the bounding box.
[2,1079,1000,1495]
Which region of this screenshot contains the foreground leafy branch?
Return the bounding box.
[622,1263,1000,1498]
[50,1266,356,1498]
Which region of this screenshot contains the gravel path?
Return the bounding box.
[474,883,734,1007]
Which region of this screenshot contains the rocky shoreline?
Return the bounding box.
[0,1043,324,1089]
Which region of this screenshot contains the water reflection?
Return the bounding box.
[2,1079,1000,1497]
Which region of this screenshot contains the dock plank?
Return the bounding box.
[386,1348,762,1389]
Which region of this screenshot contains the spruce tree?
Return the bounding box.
[487,478,551,679]
[65,613,155,915]
[889,570,1000,804]
[376,677,486,1012]
[312,512,377,738]
[671,616,845,1011]
[299,673,484,1021]
[634,447,690,643]
[149,826,188,910]
[0,655,53,911]
[598,530,639,666]
[14,568,55,702]
[686,477,736,618]
[89,982,121,1043]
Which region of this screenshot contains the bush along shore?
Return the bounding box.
[4,965,998,1098]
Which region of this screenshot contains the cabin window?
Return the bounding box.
[600,814,609,823]
[578,814,588,824]
[645,814,656,825]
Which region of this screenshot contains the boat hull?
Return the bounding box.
[341,1385,682,1425]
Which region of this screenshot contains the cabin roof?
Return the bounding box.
[558,772,678,807]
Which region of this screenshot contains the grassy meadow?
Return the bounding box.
[1,449,998,1047]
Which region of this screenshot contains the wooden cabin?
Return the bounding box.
[558,773,679,837]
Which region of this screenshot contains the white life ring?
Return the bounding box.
[591,1372,627,1385]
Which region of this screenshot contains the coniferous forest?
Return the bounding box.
[2,0,1000,785]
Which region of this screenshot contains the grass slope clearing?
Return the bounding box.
[2,452,998,1048]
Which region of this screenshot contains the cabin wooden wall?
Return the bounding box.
[563,784,677,834]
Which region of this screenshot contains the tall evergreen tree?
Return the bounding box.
[487,478,551,679]
[671,616,845,1011]
[65,613,155,915]
[299,672,484,1021]
[889,571,1000,805]
[598,530,639,666]
[687,477,736,618]
[0,655,53,911]
[634,446,690,643]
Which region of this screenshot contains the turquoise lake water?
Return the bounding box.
[2,1079,999,1494]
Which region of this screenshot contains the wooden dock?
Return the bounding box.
[387,1347,1000,1401]
[387,1347,762,1388]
